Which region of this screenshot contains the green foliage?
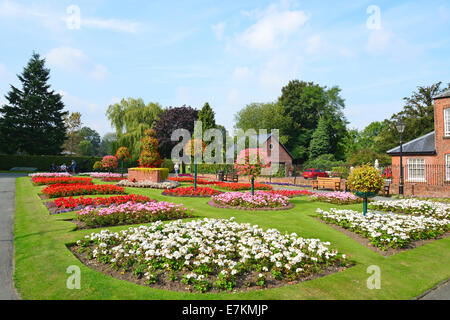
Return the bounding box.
[161,158,175,172]
[63,112,82,154]
[76,140,95,156]
[198,102,216,132]
[93,161,104,171]
[78,127,101,154]
[196,163,234,174]
[0,52,68,155]
[332,166,350,179]
[347,165,384,193]
[303,154,344,171]
[348,149,391,167]
[309,117,331,159]
[0,154,101,171]
[106,98,163,159]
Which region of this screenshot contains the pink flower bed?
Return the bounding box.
[212,191,290,209]
[29,172,71,178]
[90,173,128,179]
[309,191,362,205]
[76,201,192,228]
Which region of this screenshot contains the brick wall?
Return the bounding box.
[434,96,450,165]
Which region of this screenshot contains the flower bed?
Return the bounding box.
[32,177,93,186]
[211,191,291,209]
[309,192,362,205]
[214,182,272,191]
[269,190,312,198]
[75,201,192,228]
[162,186,222,197]
[50,194,152,213]
[168,177,217,185]
[73,218,346,292]
[29,172,71,178]
[42,184,125,198]
[316,208,450,251]
[90,173,128,179]
[117,179,179,189]
[369,199,450,220]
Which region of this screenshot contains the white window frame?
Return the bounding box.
[407,158,426,182]
[445,108,450,137]
[446,154,450,181]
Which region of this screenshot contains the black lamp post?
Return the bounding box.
[396,119,406,196]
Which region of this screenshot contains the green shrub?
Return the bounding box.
[303,154,344,171]
[0,154,102,172]
[93,161,104,171]
[196,164,234,174]
[161,159,175,173]
[332,166,350,179]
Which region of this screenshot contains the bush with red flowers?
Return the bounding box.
[102,155,118,171]
[214,182,272,191]
[138,129,163,168]
[32,177,93,186]
[52,194,152,211]
[42,184,125,198]
[162,186,222,197]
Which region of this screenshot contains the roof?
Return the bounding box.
[434,89,450,100]
[226,133,294,160]
[386,131,436,155]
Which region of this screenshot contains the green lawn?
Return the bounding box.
[13,177,450,299]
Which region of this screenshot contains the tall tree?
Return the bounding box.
[63,112,82,154]
[106,98,163,159]
[309,117,331,159]
[78,126,101,154]
[76,140,95,156]
[153,106,198,158]
[198,102,216,132]
[99,133,117,156]
[0,52,68,154]
[375,82,450,153]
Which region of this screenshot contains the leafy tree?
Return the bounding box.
[99,133,117,156]
[153,105,199,158]
[63,112,82,154]
[309,117,331,159]
[198,102,216,132]
[0,52,68,154]
[78,126,101,154]
[348,148,391,167]
[277,80,347,161]
[76,140,95,156]
[375,82,450,153]
[106,98,163,159]
[233,102,291,144]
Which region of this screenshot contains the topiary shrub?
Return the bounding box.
[138,129,163,168]
[93,161,103,172]
[347,165,384,214]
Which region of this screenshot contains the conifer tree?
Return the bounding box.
[198,102,216,132]
[0,52,68,154]
[309,117,331,159]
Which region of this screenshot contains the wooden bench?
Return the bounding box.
[224,173,239,183]
[312,177,342,191]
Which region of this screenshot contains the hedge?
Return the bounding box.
[0,155,102,172]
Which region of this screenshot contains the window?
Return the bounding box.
[407,158,426,182]
[445,108,450,137]
[446,154,450,181]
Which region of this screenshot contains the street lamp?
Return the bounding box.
[396,119,406,196]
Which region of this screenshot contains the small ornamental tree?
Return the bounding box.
[184,138,206,189]
[115,147,131,178]
[102,155,118,173]
[138,129,163,168]
[93,161,103,172]
[234,148,271,195]
[347,165,384,214]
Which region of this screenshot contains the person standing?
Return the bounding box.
[174,162,180,176]
[71,160,77,174]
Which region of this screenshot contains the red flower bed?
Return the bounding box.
[162,186,222,197]
[168,177,217,185]
[32,177,93,186]
[214,182,272,191]
[268,190,312,198]
[52,194,152,210]
[42,184,126,198]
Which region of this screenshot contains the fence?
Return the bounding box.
[388,164,450,187]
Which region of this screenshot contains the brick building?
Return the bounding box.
[387,89,450,196]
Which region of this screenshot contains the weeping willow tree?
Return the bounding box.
[106,98,163,160]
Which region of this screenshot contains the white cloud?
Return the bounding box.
[233,67,251,80]
[0,0,142,33]
[306,34,321,54]
[212,22,226,40]
[46,47,108,80]
[236,3,309,50]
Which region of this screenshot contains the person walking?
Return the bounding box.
[174,163,180,176]
[71,160,77,174]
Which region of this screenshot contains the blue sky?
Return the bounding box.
[0,0,449,137]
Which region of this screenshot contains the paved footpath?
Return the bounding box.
[0,173,25,300]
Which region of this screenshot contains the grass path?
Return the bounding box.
[14,177,450,299]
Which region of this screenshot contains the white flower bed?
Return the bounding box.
[29,172,71,178]
[316,208,450,250]
[77,172,128,178]
[75,218,345,292]
[370,199,450,220]
[117,179,179,189]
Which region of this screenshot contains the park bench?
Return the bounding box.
[224,172,239,183]
[312,177,342,191]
